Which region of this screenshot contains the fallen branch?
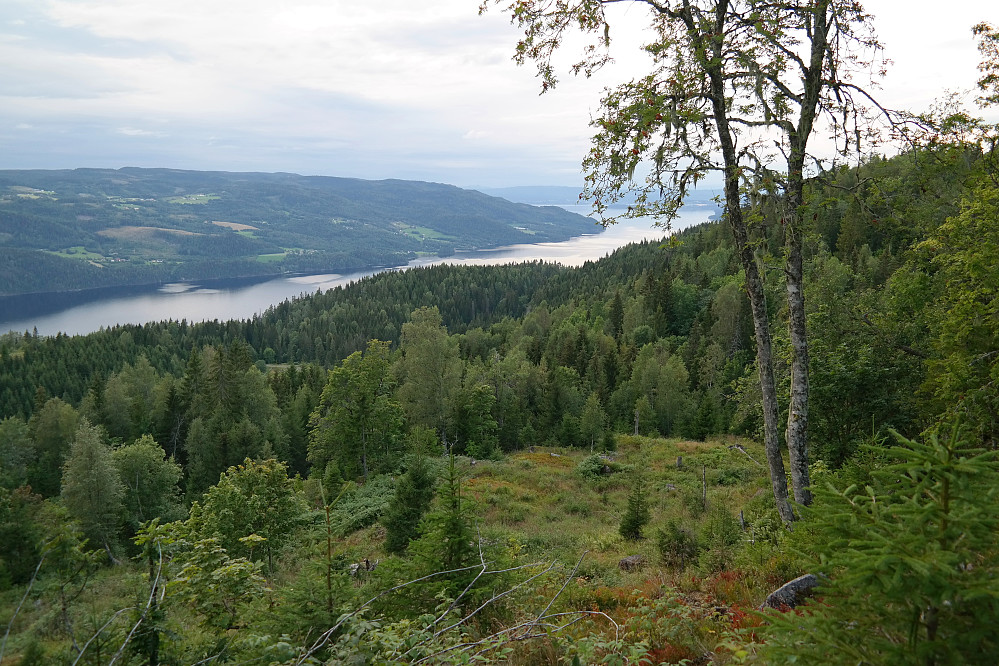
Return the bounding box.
[729,444,764,468]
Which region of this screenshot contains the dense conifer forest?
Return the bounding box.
[2,138,998,663]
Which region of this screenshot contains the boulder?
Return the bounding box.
[618,554,645,571]
[759,573,819,610]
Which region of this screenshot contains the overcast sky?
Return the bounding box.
[0,0,995,188]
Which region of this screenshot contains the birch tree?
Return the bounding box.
[481,0,885,521]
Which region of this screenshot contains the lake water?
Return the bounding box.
[0,204,715,337]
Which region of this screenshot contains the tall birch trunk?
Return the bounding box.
[782,0,834,508]
[698,2,795,523]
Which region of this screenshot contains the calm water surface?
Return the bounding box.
[0,205,714,336]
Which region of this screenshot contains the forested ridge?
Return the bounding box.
[2,139,998,663]
[0,168,594,296]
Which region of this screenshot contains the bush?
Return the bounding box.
[330,475,396,535]
[697,507,742,573]
[577,454,618,479]
[656,519,700,570]
[713,466,751,486]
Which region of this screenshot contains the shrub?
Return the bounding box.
[697,507,742,573]
[330,474,396,535]
[656,519,700,570]
[577,454,619,479]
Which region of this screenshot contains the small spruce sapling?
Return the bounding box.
[620,468,650,541]
[761,422,999,664]
[383,427,438,555]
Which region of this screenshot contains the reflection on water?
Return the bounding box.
[159,283,196,294]
[0,205,714,337]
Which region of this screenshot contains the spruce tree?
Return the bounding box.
[761,422,999,664]
[619,469,650,541]
[382,428,437,555]
[402,450,477,610]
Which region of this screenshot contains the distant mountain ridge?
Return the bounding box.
[0,168,594,296]
[479,184,723,206]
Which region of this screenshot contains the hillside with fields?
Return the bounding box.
[0,168,594,296]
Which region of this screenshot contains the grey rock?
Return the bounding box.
[759,573,819,610]
[618,554,645,571]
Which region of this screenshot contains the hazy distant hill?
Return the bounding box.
[0,168,593,296]
[479,184,723,207]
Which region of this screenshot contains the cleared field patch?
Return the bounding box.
[8,186,55,198]
[165,193,219,204]
[393,222,456,241]
[212,220,259,231]
[257,252,287,263]
[47,246,105,260]
[97,226,201,239]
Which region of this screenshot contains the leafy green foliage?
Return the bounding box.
[761,424,999,664]
[60,419,124,556]
[147,523,269,636]
[112,434,184,540]
[26,397,78,497]
[309,339,404,481]
[396,306,462,444]
[328,474,397,535]
[922,179,999,441]
[189,458,306,573]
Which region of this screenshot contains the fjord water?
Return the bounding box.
[0,205,714,337]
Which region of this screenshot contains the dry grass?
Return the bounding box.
[211,220,259,231]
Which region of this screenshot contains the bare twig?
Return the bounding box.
[414,609,621,664]
[295,560,518,665]
[423,562,559,646]
[523,550,589,640]
[432,527,490,627]
[108,543,164,666]
[71,607,132,666]
[0,555,45,664]
[729,444,765,467]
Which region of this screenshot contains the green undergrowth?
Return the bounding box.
[333,435,799,663]
[0,436,804,665]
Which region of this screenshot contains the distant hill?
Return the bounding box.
[479,185,724,207]
[0,168,593,296]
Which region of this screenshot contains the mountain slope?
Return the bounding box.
[0,168,594,295]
